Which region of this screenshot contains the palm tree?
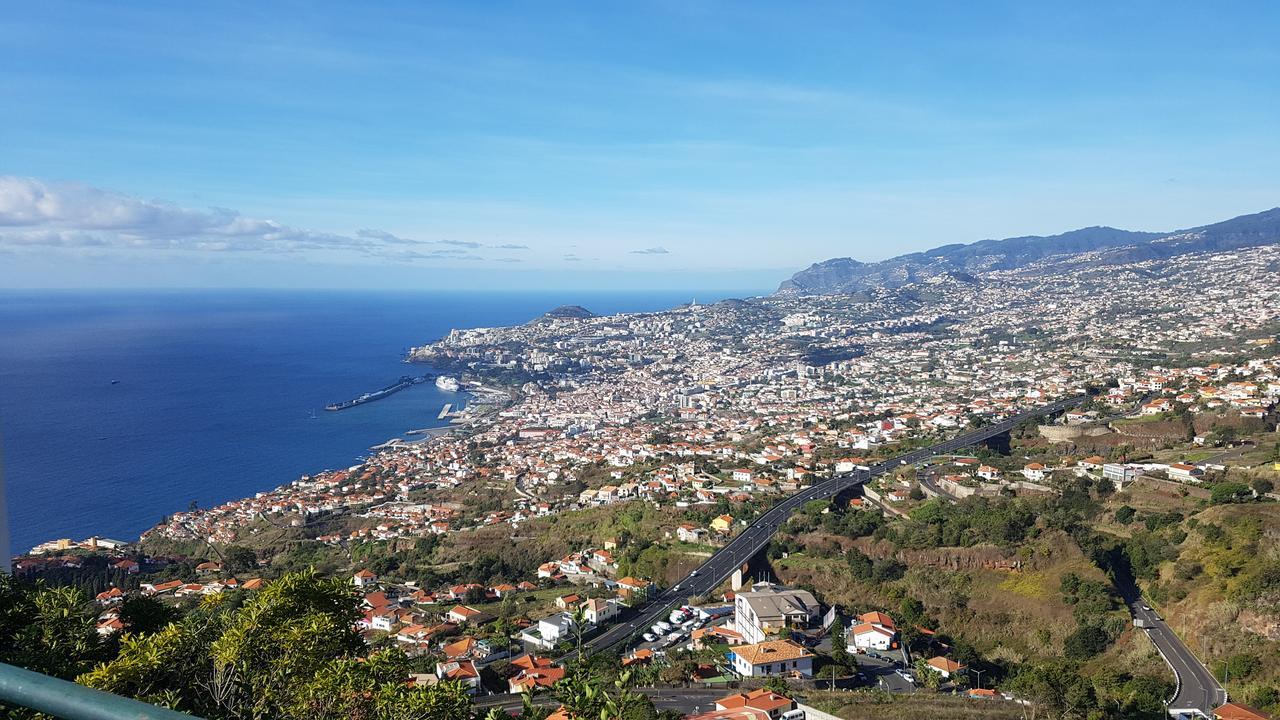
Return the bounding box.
[570,604,588,659]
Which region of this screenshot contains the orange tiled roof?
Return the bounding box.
[731,639,814,665]
[1215,702,1273,720]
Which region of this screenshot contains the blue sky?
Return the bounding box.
[1,1,1277,290]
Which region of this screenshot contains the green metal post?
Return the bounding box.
[0,663,202,720]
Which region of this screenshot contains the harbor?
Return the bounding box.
[324,374,433,412]
[370,426,453,451]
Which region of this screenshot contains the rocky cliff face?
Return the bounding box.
[777,207,1280,295]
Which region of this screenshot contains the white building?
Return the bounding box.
[732,582,820,645]
[521,613,576,650]
[728,640,815,678]
[848,622,895,651]
[582,598,619,626]
[1167,463,1204,483]
[925,656,966,679]
[1102,463,1139,490]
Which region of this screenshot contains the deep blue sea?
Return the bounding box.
[0,289,760,552]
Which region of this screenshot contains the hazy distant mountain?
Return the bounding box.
[777,208,1280,294]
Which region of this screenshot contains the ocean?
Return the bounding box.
[0,289,760,552]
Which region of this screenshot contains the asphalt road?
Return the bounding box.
[1121,589,1225,715]
[474,687,744,715]
[562,394,1087,661]
[906,393,1224,717]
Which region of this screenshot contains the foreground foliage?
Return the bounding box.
[1,570,473,720]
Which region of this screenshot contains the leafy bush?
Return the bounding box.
[78,570,474,720]
[1063,624,1110,659]
[1211,482,1253,505]
[1211,654,1261,681]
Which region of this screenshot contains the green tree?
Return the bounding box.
[0,575,107,680]
[1005,659,1099,720]
[78,569,431,720]
[554,666,657,720]
[659,658,697,686]
[117,595,179,636]
[290,650,473,720]
[912,659,942,690]
[761,676,791,698]
[1064,624,1110,660]
[844,548,874,581]
[1211,482,1252,505]
[571,604,588,659]
[828,614,850,669]
[223,546,259,574]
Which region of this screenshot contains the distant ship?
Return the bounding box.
[435,375,460,392]
[325,375,418,411]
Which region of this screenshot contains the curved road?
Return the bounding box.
[563,394,1086,661]
[1120,582,1225,716]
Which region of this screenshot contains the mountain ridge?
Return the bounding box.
[777,207,1280,294]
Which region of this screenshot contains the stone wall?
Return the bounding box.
[1038,423,1112,443]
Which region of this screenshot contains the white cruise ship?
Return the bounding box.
[435,375,460,392]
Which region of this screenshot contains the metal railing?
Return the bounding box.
[0,663,201,720]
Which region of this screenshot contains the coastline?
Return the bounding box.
[23,369,477,554]
[6,289,751,553]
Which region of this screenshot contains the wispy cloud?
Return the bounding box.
[629,246,670,255]
[0,176,362,253]
[0,176,515,263]
[361,228,528,252]
[383,248,485,263]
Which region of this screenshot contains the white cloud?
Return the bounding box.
[629,246,670,254]
[0,176,506,262]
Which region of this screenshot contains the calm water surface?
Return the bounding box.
[0,289,759,551]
